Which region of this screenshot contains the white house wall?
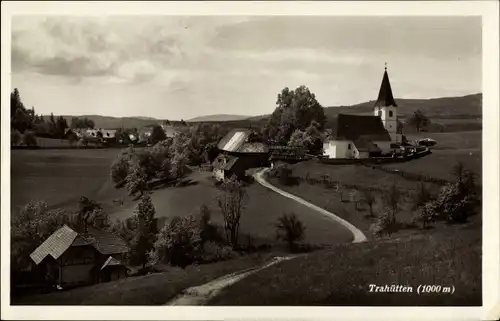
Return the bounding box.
[323,140,354,159]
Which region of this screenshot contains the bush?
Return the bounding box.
[111,149,134,187]
[369,208,394,237]
[23,130,38,147]
[416,201,437,228]
[434,182,476,223]
[200,241,238,263]
[11,129,22,146]
[275,213,306,252]
[149,215,202,268]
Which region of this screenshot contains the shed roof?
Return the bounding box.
[100,256,125,270]
[30,225,78,265]
[77,227,130,255]
[334,114,391,142]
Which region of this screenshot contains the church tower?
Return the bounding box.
[374,64,399,142]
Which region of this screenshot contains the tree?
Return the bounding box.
[11,129,22,146]
[265,85,326,144]
[216,175,248,249]
[363,189,376,217]
[170,152,189,180]
[131,193,157,268]
[77,197,104,232]
[335,181,344,202]
[275,213,306,252]
[23,131,38,147]
[407,109,430,132]
[150,125,166,144]
[125,163,148,197]
[384,181,401,227]
[148,215,201,268]
[11,201,74,270]
[412,182,432,210]
[451,161,466,185]
[205,142,220,163]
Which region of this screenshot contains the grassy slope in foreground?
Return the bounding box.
[13,252,279,305]
[209,218,481,306]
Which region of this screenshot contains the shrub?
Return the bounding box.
[200,241,238,263]
[416,201,437,228]
[125,163,148,197]
[111,150,134,188]
[278,164,293,186]
[23,130,38,147]
[11,129,22,146]
[369,208,394,237]
[434,182,475,223]
[275,213,306,252]
[149,215,202,268]
[363,189,377,217]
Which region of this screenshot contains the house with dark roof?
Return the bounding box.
[30,225,130,288]
[323,65,403,159]
[212,129,270,181]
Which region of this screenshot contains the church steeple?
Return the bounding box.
[374,64,397,108]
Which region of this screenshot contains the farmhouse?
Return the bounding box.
[30,225,130,288]
[212,129,269,181]
[323,66,403,159]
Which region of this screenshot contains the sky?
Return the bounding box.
[11,16,482,120]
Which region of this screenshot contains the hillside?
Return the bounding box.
[248,93,482,122]
[187,114,253,122]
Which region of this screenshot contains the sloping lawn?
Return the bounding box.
[209,218,481,306]
[13,252,278,305]
[404,130,481,150]
[382,149,482,183]
[111,172,353,247]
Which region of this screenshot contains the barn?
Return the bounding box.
[29,225,130,289]
[212,129,270,181]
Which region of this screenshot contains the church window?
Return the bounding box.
[348,143,351,150]
[378,110,382,117]
[389,111,393,117]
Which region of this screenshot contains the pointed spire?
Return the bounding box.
[374,64,397,108]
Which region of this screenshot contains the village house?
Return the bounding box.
[29,225,130,288]
[323,65,403,159]
[212,129,269,181]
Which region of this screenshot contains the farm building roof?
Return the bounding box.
[217,129,269,153]
[100,256,125,270]
[76,227,130,255]
[374,68,397,108]
[334,114,391,142]
[30,226,129,266]
[353,139,382,152]
[30,225,78,265]
[212,154,240,171]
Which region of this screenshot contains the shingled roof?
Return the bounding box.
[30,225,78,265]
[374,68,397,108]
[30,226,129,266]
[334,114,391,142]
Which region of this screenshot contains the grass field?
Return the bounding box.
[209,217,481,306]
[13,252,280,305]
[110,171,353,247]
[11,149,131,214]
[405,130,481,150]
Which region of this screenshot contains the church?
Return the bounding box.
[323,66,403,159]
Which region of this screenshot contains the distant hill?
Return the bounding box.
[186,114,253,122]
[59,115,164,129]
[249,93,482,122]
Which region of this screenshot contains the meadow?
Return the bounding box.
[11,149,130,214]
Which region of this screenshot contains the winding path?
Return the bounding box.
[165,168,367,305]
[253,168,367,243]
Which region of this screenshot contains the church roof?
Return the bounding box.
[374,68,397,108]
[334,114,391,142]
